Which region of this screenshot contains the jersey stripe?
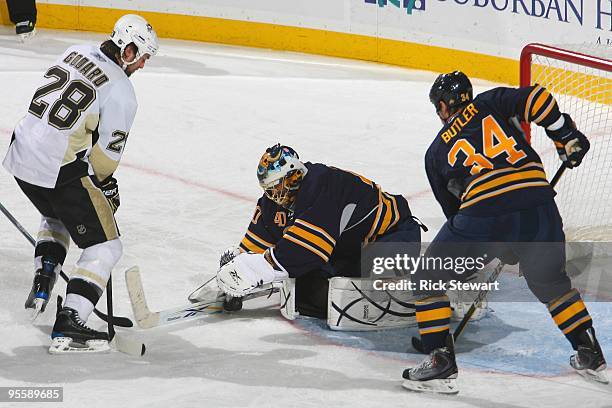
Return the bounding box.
[365,189,403,244]
[379,193,393,236]
[246,230,274,248]
[533,97,557,125]
[463,169,547,200]
[530,89,551,117]
[239,236,267,253]
[286,225,334,256]
[460,181,550,210]
[365,191,383,244]
[283,234,330,262]
[294,219,336,245]
[524,85,543,122]
[463,162,544,194]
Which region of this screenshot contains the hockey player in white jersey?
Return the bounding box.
[3,14,158,353]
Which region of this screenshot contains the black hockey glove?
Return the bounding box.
[546,113,590,169]
[100,176,120,213]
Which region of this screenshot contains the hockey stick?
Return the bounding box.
[0,201,133,328]
[125,266,279,329]
[452,163,567,342]
[107,275,146,356]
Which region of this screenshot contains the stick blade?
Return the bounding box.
[125,266,160,329]
[110,335,146,357]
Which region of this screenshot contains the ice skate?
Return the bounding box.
[49,297,110,354]
[402,335,459,394]
[570,328,608,384]
[24,258,58,320]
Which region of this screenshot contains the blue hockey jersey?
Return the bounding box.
[239,162,412,277]
[425,85,563,218]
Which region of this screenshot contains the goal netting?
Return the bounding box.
[521,43,612,242]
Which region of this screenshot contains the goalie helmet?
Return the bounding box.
[110,14,159,64]
[429,71,473,112]
[257,144,308,209]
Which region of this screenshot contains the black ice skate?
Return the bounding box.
[15,20,36,41]
[49,297,110,354]
[24,258,58,320]
[570,327,608,384]
[402,335,459,394]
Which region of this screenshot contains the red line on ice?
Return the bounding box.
[121,162,256,203]
[1,129,431,202]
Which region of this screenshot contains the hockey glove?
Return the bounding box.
[219,247,241,267]
[216,252,287,297]
[100,176,120,213]
[546,113,590,169]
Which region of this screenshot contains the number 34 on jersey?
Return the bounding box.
[443,103,527,175]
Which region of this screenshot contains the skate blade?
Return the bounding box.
[19,30,36,42]
[28,298,46,322]
[402,378,459,395]
[49,337,110,354]
[576,367,609,384]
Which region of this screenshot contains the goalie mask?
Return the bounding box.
[257,144,308,210]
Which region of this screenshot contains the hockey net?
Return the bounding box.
[521,43,612,242]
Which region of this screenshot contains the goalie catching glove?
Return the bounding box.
[216,251,288,297]
[546,113,590,169]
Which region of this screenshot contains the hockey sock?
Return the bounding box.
[63,239,122,322]
[34,241,67,273]
[548,289,593,350]
[64,278,103,321]
[415,295,452,352]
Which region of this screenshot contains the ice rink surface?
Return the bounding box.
[0,27,610,407]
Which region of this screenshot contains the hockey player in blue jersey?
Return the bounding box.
[402,71,607,394]
[215,144,423,318]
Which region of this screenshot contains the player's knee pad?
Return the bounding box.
[73,238,123,290]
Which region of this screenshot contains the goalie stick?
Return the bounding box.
[125,266,279,329]
[0,201,133,328]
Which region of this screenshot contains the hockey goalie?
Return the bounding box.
[187,144,483,331]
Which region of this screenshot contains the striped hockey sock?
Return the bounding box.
[548,289,593,350]
[416,295,452,352]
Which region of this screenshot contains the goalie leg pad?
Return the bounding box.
[327,277,417,331]
[280,278,298,320]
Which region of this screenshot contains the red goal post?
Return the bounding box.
[519,43,612,143]
[519,43,612,241]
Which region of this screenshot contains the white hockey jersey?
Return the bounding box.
[3,44,137,188]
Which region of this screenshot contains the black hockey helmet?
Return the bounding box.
[429,71,473,112]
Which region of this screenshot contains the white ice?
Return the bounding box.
[0,27,610,408]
